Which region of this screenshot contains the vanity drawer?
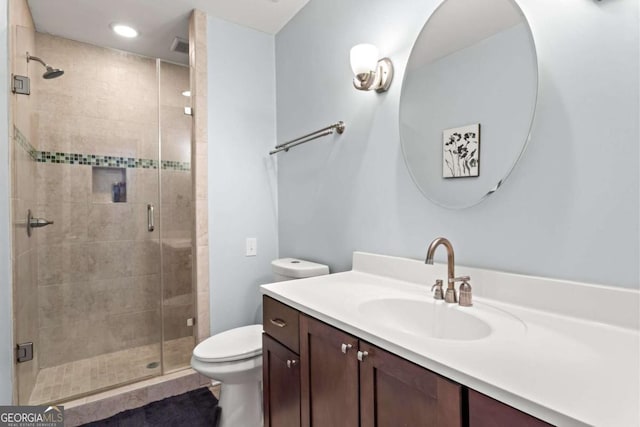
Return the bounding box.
[263,296,299,353]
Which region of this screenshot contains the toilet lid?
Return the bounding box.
[193,324,263,363]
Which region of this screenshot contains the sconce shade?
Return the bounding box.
[350,44,379,75]
[350,43,393,93]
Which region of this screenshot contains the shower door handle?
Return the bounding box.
[147,204,155,232]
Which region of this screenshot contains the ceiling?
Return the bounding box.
[27,0,309,64]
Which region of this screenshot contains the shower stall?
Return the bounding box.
[11,25,196,405]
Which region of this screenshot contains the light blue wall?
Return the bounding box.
[0,0,13,404]
[275,0,639,288]
[207,16,278,334]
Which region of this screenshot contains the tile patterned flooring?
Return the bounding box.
[29,336,195,405]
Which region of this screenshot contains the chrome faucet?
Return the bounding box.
[425,237,457,303]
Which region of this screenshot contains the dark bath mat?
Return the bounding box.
[81,387,220,427]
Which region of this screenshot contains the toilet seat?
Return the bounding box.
[193,324,263,363]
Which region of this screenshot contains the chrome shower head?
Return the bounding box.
[26,52,64,79]
[43,66,64,79]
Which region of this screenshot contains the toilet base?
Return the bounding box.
[218,381,263,427]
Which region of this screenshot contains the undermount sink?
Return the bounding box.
[358,298,492,341]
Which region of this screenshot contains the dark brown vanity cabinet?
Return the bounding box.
[299,314,360,426]
[263,334,301,427]
[359,340,463,427]
[468,390,552,427]
[263,296,551,427]
[263,296,302,427]
[300,314,462,427]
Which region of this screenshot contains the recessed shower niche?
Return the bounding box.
[92,167,127,203]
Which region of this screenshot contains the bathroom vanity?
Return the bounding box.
[263,296,546,427]
[261,252,639,427]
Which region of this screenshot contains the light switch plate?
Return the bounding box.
[246,238,257,256]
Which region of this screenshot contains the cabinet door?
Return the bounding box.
[359,341,462,427]
[300,315,359,427]
[468,389,552,427]
[263,334,301,427]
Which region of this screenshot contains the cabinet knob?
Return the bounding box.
[286,359,297,368]
[357,351,369,362]
[341,343,353,354]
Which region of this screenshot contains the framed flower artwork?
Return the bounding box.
[443,123,480,178]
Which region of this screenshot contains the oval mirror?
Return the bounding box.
[399,0,538,209]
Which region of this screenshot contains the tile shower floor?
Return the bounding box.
[29,336,195,405]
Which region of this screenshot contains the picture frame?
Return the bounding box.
[442,123,480,178]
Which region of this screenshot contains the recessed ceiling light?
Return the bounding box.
[181,90,191,97]
[111,23,139,38]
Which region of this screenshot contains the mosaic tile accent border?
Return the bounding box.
[34,151,160,168]
[13,126,190,171]
[161,160,191,171]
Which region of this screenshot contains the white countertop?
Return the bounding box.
[261,252,640,427]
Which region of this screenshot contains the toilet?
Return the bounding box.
[191,258,329,427]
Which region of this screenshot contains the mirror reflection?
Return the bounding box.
[399,0,538,209]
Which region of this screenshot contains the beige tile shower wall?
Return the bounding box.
[33,34,164,368]
[33,33,158,158]
[161,62,191,165]
[160,61,194,348]
[10,0,40,404]
[35,166,163,368]
[189,10,210,343]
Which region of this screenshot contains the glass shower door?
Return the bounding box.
[12,26,163,404]
[159,60,195,372]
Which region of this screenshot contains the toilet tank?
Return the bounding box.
[271,258,329,282]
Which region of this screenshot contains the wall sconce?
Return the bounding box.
[350,44,393,93]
